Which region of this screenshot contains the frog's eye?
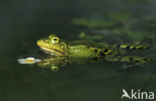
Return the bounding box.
[51,37,60,44]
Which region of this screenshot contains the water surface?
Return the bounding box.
[0,0,156,101]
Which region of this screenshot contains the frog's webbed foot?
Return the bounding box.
[119,44,150,50]
[105,56,150,69]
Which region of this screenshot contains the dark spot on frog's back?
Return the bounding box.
[94,49,98,53]
[143,58,150,61]
[125,46,130,49]
[100,51,105,56]
[130,47,136,50]
[136,47,142,50]
[137,46,148,50]
[103,49,108,52]
[144,46,150,49]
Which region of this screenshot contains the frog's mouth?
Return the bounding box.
[37,41,67,56]
[40,47,66,56]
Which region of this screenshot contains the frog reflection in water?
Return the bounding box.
[37,34,150,70]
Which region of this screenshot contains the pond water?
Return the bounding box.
[0,0,156,101]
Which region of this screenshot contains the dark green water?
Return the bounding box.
[1,0,156,101]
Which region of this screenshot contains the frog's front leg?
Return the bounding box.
[105,56,150,69]
[50,65,60,71]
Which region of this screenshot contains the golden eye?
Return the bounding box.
[53,38,57,41]
[51,37,59,44]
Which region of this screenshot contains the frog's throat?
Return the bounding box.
[40,47,67,56]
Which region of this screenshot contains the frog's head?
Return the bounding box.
[37,34,68,56]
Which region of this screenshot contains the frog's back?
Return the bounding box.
[68,40,113,58]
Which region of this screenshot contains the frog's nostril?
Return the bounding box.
[41,38,46,41]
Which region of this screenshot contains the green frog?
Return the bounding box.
[37,34,150,70]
